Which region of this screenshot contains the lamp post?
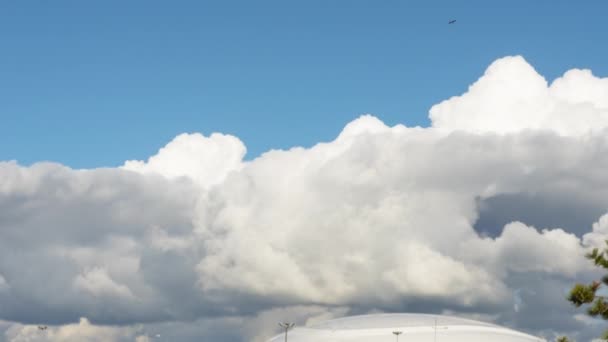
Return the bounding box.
[278,322,295,342]
[393,331,403,342]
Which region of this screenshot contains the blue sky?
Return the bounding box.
[1,0,607,168]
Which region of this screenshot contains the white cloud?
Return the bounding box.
[122,132,246,188]
[381,242,507,305]
[430,56,608,136]
[73,267,135,299]
[336,114,393,140]
[469,221,588,277]
[192,116,602,309]
[583,213,608,249]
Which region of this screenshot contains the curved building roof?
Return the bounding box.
[267,313,545,342]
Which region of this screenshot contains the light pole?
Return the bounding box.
[278,322,295,342]
[393,331,403,342]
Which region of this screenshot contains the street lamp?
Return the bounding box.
[278,322,295,342]
[393,331,403,342]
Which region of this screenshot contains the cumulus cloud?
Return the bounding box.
[122,132,246,188]
[192,118,605,311]
[73,267,135,299]
[469,222,587,277]
[1,56,608,342]
[430,56,608,135]
[583,213,608,249]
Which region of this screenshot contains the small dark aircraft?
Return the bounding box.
[448,19,456,24]
[37,326,48,330]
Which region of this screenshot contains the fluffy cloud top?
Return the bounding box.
[430,56,608,135]
[582,213,608,249]
[122,132,246,188]
[1,56,608,342]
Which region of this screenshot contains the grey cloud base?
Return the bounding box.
[2,56,608,341]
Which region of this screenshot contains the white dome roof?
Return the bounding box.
[267,313,545,342]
